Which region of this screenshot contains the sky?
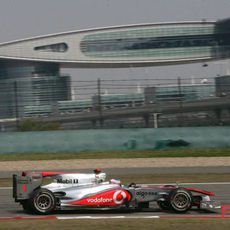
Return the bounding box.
[0,0,230,84]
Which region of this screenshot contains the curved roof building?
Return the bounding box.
[0,18,230,68]
[1,18,230,120]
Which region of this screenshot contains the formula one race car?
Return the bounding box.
[13,169,220,215]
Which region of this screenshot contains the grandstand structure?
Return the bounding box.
[0,18,230,119]
[22,82,216,117]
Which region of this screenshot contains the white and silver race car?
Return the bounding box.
[13,169,220,214]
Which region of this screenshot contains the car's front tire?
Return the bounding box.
[169,188,193,213]
[29,188,56,215]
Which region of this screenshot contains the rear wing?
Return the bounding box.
[13,173,43,202]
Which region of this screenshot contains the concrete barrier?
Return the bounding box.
[0,127,229,154]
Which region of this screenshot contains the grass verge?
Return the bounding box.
[0,148,230,161]
[1,219,230,230]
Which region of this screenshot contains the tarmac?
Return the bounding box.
[0,157,230,178]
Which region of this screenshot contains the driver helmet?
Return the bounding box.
[94,168,102,174]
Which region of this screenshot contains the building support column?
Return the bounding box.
[144,114,150,128]
[99,118,104,127]
[214,108,223,125]
[92,119,97,128]
[153,113,161,128]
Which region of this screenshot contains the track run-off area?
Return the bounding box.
[0,159,229,221]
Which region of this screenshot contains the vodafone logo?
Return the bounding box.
[113,190,127,204]
[87,197,112,203]
[72,189,131,206]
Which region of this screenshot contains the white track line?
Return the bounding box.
[57,216,160,220]
[0,187,11,190]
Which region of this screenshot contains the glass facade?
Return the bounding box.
[0,61,71,119]
[92,93,144,109]
[80,23,230,60]
[58,100,92,113]
[215,75,230,97]
[155,84,215,101]
[144,84,215,103]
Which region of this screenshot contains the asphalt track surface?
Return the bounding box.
[0,166,230,178]
[0,166,229,219]
[0,182,229,218]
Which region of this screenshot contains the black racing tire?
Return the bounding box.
[28,188,56,215]
[157,201,171,211]
[169,188,193,213]
[21,200,32,213]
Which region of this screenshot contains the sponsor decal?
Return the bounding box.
[86,190,127,204]
[22,184,27,193]
[113,190,127,204]
[57,179,78,184]
[18,178,30,184]
[69,189,131,206]
[87,197,113,203]
[136,191,158,199]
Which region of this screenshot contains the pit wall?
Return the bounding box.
[0,127,229,154]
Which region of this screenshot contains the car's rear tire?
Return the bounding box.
[169,188,193,213]
[29,188,56,215]
[21,200,32,213]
